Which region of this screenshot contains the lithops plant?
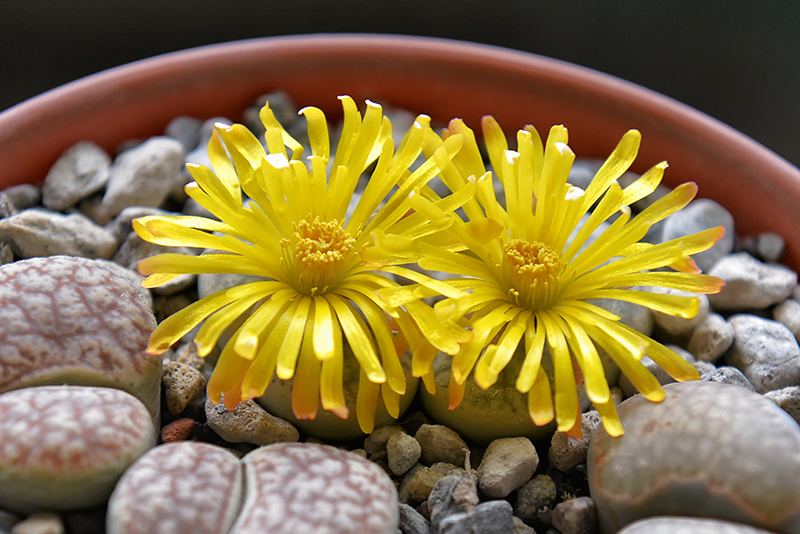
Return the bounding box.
[588,381,800,533]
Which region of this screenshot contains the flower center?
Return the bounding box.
[501,239,564,310]
[285,217,356,295]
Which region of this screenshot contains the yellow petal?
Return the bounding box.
[581,129,641,211]
[516,314,546,393]
[320,321,347,416]
[357,370,381,434]
[382,383,400,419]
[327,294,386,384]
[275,297,313,380]
[540,311,579,433]
[560,314,610,405]
[595,399,624,437]
[291,323,320,420]
[312,296,335,361]
[207,341,252,408]
[233,289,295,360]
[474,309,530,389]
[299,106,330,163]
[528,366,555,427]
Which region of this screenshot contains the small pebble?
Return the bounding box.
[165,116,202,152]
[551,497,597,534]
[161,361,206,415]
[764,386,800,426]
[548,411,602,471]
[441,500,514,534]
[514,474,557,524]
[650,287,709,337]
[700,366,756,391]
[415,424,469,467]
[512,516,536,534]
[687,312,735,362]
[617,516,779,534]
[107,442,241,534]
[231,443,398,534]
[427,470,479,533]
[477,437,539,498]
[727,314,800,393]
[774,298,800,341]
[398,503,429,534]
[100,137,186,223]
[160,417,195,443]
[2,184,41,211]
[205,398,299,445]
[10,513,64,534]
[0,192,16,219]
[661,198,735,271]
[365,425,405,455]
[708,252,796,310]
[399,463,462,504]
[42,141,111,211]
[0,386,154,513]
[387,432,422,476]
[0,209,118,259]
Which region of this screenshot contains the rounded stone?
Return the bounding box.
[415,424,470,467]
[107,442,241,534]
[205,398,299,446]
[549,411,602,471]
[551,496,598,534]
[514,474,557,524]
[477,437,539,498]
[588,381,800,534]
[708,252,796,310]
[0,386,154,513]
[687,312,735,363]
[0,256,160,417]
[386,432,422,476]
[398,462,462,504]
[661,198,735,271]
[42,141,111,212]
[230,442,398,534]
[161,361,206,415]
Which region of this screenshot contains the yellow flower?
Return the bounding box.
[133,96,471,434]
[371,117,726,437]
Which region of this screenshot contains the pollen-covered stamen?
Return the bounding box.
[501,239,564,310]
[286,217,356,295]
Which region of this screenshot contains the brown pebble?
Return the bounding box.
[161,418,195,443]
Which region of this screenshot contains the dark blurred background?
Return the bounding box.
[4,0,799,167]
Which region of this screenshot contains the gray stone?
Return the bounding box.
[549,411,602,471]
[107,442,241,534]
[757,232,786,262]
[693,360,717,376]
[0,386,154,513]
[774,298,800,341]
[708,253,796,310]
[0,242,14,265]
[618,517,779,534]
[551,497,597,534]
[514,474,557,524]
[112,231,196,295]
[205,398,299,446]
[2,184,41,211]
[650,287,709,337]
[428,470,479,533]
[728,314,800,393]
[9,512,64,534]
[0,209,118,259]
[415,424,469,467]
[593,296,654,337]
[43,141,111,211]
[398,503,429,534]
[106,206,172,246]
[387,432,422,476]
[588,381,800,534]
[687,312,735,362]
[619,346,695,398]
[765,386,800,426]
[701,366,756,391]
[165,116,202,152]
[0,192,16,219]
[101,137,186,223]
[162,361,206,415]
[365,424,405,455]
[231,443,398,534]
[513,516,537,534]
[477,437,538,498]
[469,500,515,534]
[661,198,735,271]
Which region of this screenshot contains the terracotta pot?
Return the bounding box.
[2,34,799,270]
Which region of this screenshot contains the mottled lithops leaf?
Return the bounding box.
[107,442,242,534]
[0,256,160,416]
[231,443,399,534]
[588,381,800,534]
[0,386,154,513]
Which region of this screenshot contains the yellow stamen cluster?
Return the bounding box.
[283,217,356,296]
[501,239,564,310]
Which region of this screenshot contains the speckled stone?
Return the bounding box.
[549,411,602,471]
[399,463,462,504]
[708,252,796,310]
[514,474,557,524]
[765,386,800,425]
[398,503,429,534]
[107,442,241,534]
[588,381,800,534]
[687,312,735,363]
[0,256,160,416]
[161,361,205,415]
[727,314,800,393]
[617,516,779,534]
[415,424,470,467]
[364,425,405,455]
[387,432,422,476]
[0,386,154,513]
[551,497,597,534]
[427,470,479,533]
[230,442,398,534]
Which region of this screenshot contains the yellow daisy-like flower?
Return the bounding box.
[371,117,725,437]
[133,96,472,434]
